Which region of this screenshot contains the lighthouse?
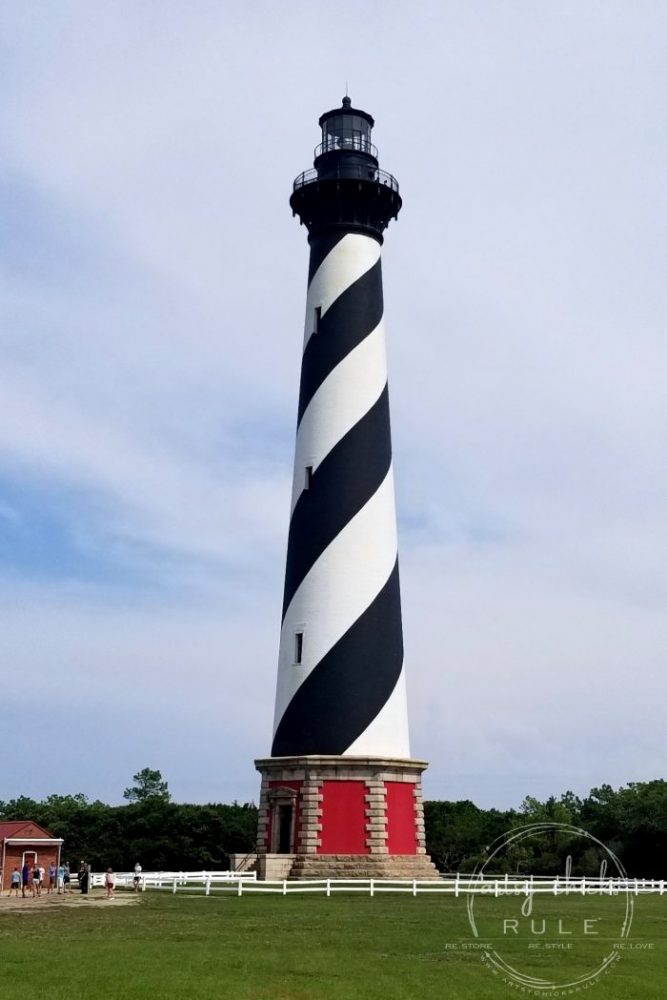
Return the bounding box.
[255,98,437,879]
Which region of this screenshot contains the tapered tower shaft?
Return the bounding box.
[273,228,409,757]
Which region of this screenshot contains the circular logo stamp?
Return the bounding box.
[465,822,633,995]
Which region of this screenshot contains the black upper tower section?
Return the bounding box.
[290,97,402,244]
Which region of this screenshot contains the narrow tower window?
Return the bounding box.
[304,465,313,490]
[313,306,322,334]
[294,632,304,665]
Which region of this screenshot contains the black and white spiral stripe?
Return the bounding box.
[272,231,410,758]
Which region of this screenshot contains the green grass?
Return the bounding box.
[1,890,665,999]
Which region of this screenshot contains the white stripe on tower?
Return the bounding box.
[272,231,410,758]
[275,469,398,726]
[302,234,380,351]
[290,321,388,513]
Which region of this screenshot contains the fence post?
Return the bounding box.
[172,878,177,895]
[326,879,331,897]
[455,873,460,898]
[370,879,374,898]
[238,879,243,897]
[413,879,417,897]
[205,878,211,897]
[282,880,287,896]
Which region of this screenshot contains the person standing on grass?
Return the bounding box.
[32,864,41,896]
[133,862,142,892]
[9,867,20,897]
[57,863,65,894]
[48,861,56,894]
[21,861,30,898]
[105,867,115,899]
[79,860,89,895]
[63,861,71,892]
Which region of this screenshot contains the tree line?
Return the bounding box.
[2,770,665,876]
[0,770,256,871]
[425,780,667,877]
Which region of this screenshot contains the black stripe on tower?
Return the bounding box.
[283,384,392,619]
[297,258,383,424]
[307,231,346,283]
[273,560,403,756]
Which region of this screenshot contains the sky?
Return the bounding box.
[1,1,665,810]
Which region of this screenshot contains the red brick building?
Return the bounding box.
[0,821,63,891]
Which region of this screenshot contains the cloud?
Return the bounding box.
[1,1,665,808]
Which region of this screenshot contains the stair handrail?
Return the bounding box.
[234,843,259,873]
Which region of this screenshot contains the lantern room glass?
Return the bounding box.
[321,114,373,154]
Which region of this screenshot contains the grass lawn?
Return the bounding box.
[1,889,665,999]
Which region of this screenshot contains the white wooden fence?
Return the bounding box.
[89,870,257,890]
[88,871,667,897]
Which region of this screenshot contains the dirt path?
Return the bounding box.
[0,889,140,912]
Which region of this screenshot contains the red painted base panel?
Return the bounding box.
[318,780,370,855]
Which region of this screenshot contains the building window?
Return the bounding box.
[294,632,304,664]
[304,465,313,490]
[313,306,322,334]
